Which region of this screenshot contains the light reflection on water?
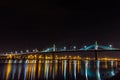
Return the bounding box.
[0,60,119,80]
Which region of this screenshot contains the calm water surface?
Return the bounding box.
[0,60,120,80]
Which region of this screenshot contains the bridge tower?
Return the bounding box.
[95,41,98,50]
[53,44,56,52]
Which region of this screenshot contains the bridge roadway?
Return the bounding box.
[0,50,120,60]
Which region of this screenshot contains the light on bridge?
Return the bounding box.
[73,46,76,50]
[109,45,112,48]
[15,51,18,54]
[26,50,29,53]
[20,51,23,53]
[84,46,87,49]
[33,48,39,52]
[64,47,67,50]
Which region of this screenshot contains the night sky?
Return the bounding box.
[0,0,120,52]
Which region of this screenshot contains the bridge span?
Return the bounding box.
[0,50,120,61]
[0,42,120,60]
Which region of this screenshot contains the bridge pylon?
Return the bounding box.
[95,41,98,50]
[53,44,56,52]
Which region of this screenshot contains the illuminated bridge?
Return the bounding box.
[0,42,120,60]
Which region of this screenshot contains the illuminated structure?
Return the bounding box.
[0,42,119,60]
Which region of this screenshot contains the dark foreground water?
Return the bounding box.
[0,60,120,80]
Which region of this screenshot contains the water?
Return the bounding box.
[0,60,120,80]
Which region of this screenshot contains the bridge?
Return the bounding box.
[0,42,120,60]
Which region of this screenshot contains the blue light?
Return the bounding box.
[64,60,67,80]
[74,60,77,80]
[85,60,88,80]
[96,61,101,80]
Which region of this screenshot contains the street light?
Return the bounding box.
[64,46,67,51]
[73,46,76,50]
[33,48,39,52]
[15,51,18,54]
[33,49,35,52]
[84,45,87,49]
[10,52,13,54]
[35,48,39,52]
[20,51,23,54]
[26,50,29,53]
[109,44,112,48]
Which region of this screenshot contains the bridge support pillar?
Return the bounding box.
[95,51,98,60]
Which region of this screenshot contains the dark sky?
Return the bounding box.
[0,0,120,52]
